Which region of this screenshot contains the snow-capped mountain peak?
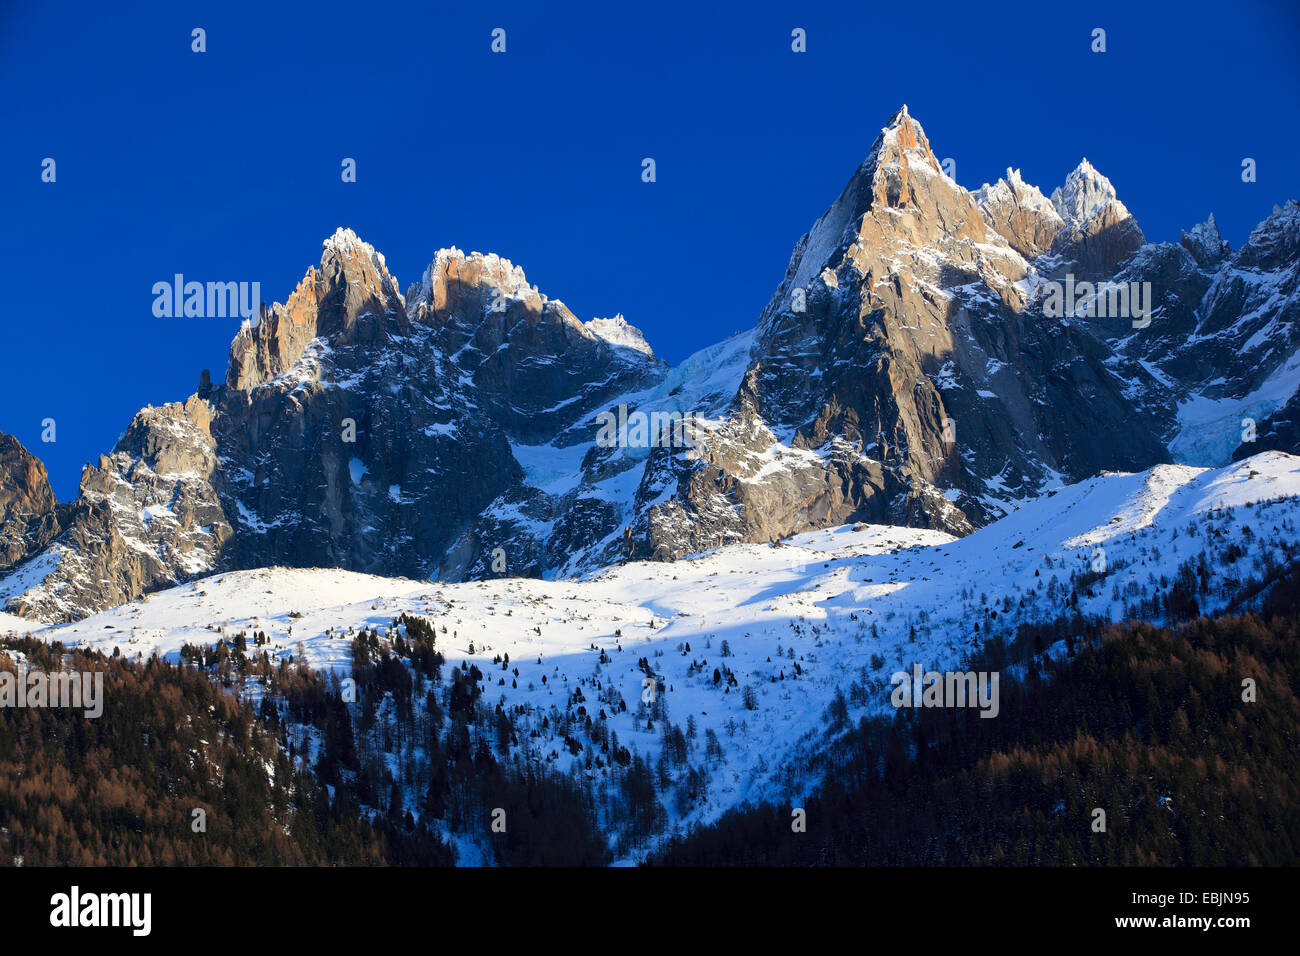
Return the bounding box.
[1050,158,1135,233]
[584,315,656,357]
[413,246,536,310]
[1237,199,1300,269]
[323,225,383,265]
[977,167,1058,212]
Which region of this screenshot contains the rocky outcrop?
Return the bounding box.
[1047,159,1147,279]
[217,235,667,582]
[216,239,521,579]
[227,229,410,392]
[1083,201,1300,465]
[1181,213,1231,270]
[0,432,61,571]
[3,397,231,622]
[977,168,1064,258]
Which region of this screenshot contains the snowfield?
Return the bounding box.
[0,611,39,634]
[6,450,1300,861]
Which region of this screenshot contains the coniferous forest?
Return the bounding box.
[0,636,450,866]
[0,612,611,866]
[3,565,1299,865]
[649,568,1300,866]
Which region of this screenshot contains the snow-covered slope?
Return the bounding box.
[0,610,39,634]
[23,450,1300,860]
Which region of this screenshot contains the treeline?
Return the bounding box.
[184,612,612,865]
[0,609,618,866]
[649,569,1300,866]
[299,613,610,865]
[0,637,450,866]
[13,557,1299,867]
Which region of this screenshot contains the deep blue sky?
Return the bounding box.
[3,0,1298,500]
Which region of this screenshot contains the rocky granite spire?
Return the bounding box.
[977,167,1065,258]
[1046,158,1147,277]
[1180,213,1231,269]
[0,432,61,572]
[227,228,409,393]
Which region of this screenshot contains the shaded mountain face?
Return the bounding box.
[1067,200,1300,466]
[3,106,1298,621]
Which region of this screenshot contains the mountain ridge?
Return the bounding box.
[3,106,1298,622]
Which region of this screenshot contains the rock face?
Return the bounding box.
[215,234,662,580]
[977,168,1064,258]
[1077,200,1300,466]
[1181,213,1231,270]
[2,398,231,622]
[633,107,1165,565]
[3,106,1298,621]
[0,433,61,571]
[216,234,517,577]
[1046,158,1148,279]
